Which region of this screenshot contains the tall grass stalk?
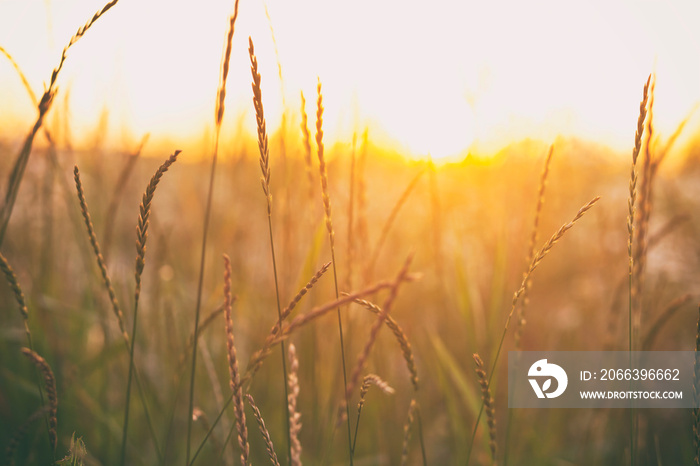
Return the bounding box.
[249,36,292,465]
[0,0,120,247]
[120,151,179,466]
[185,2,239,463]
[627,75,651,466]
[505,145,554,465]
[314,78,353,463]
[466,196,600,465]
[74,166,162,462]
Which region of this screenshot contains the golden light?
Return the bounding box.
[1,0,699,160]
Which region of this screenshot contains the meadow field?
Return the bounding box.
[2,1,700,466]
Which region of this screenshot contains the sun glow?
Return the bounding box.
[1,0,700,160]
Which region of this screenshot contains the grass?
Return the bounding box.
[2,4,700,466]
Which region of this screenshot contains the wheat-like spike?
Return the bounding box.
[627,75,651,279]
[270,262,331,335]
[122,150,179,464]
[316,79,335,247]
[632,75,655,343]
[74,165,128,342]
[223,255,249,466]
[0,252,29,322]
[135,151,180,300]
[366,169,426,280]
[241,273,421,389]
[288,343,302,466]
[473,354,497,462]
[351,297,419,391]
[215,0,240,127]
[246,394,281,466]
[506,197,601,328]
[400,399,418,466]
[21,348,57,454]
[269,261,331,338]
[352,373,395,457]
[339,255,413,427]
[346,133,357,292]
[300,92,315,200]
[515,145,554,348]
[356,129,370,262]
[358,374,395,411]
[249,37,273,215]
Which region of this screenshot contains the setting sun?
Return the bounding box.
[2,0,699,159]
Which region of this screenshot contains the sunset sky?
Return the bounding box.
[1,0,699,160]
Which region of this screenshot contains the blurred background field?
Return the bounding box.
[3,0,700,465]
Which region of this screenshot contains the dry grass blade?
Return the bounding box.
[300,92,315,200]
[515,145,553,348]
[270,261,331,338]
[0,0,121,247]
[400,399,418,466]
[0,47,38,105]
[223,255,249,466]
[20,349,57,454]
[351,297,419,391]
[288,343,302,466]
[246,394,281,466]
[73,165,128,342]
[473,353,497,463]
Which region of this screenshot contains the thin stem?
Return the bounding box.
[267,215,292,465]
[186,132,219,463]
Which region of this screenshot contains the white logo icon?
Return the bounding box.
[528,359,568,399]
